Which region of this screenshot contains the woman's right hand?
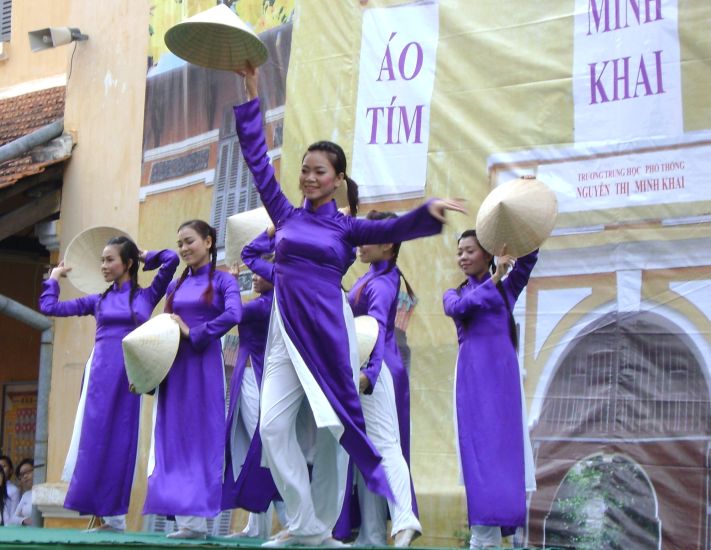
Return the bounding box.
[235,62,258,101]
[171,314,190,339]
[49,261,71,281]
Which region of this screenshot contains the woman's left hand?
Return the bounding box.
[491,244,515,283]
[427,198,468,222]
[171,314,190,338]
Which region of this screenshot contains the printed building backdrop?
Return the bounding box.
[136,1,711,548]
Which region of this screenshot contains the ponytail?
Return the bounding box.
[305,141,358,216]
[354,210,415,305]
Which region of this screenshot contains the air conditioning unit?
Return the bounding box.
[0,41,7,60]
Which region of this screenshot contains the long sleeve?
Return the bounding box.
[241,230,275,284]
[442,279,500,321]
[189,273,243,351]
[39,279,98,317]
[359,277,397,394]
[241,293,272,324]
[501,249,538,305]
[233,99,293,224]
[347,200,442,246]
[9,490,31,526]
[142,249,180,308]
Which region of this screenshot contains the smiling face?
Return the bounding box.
[457,235,492,279]
[101,245,131,284]
[299,151,344,210]
[357,243,393,264]
[177,226,212,270]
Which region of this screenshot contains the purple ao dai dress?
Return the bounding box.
[222,231,280,512]
[143,264,241,517]
[443,251,538,530]
[39,250,179,517]
[233,97,443,501]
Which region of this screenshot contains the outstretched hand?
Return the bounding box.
[235,62,258,101]
[427,198,468,223]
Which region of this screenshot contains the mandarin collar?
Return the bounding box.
[189,263,212,277]
[371,260,390,274]
[302,198,338,216]
[467,271,491,286]
[112,279,132,292]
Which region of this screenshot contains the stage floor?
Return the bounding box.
[0,527,548,549]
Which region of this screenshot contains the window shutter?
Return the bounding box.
[0,0,11,42]
[211,136,262,251]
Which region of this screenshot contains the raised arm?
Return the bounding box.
[233,98,293,224]
[188,272,243,351]
[39,278,98,318]
[141,249,180,308]
[442,280,501,321]
[241,230,275,284]
[347,200,442,246]
[501,249,538,305]
[358,277,398,394]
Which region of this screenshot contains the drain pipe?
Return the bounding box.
[0,294,53,527]
[0,119,64,165]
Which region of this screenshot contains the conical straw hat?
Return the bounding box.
[164,3,268,72]
[475,176,558,257]
[123,313,180,394]
[355,315,379,367]
[64,226,131,295]
[224,207,273,268]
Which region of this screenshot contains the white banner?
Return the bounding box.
[351,1,439,202]
[572,0,682,143]
[537,143,711,214]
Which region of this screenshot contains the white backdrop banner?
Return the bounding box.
[351,1,439,202]
[573,0,682,143]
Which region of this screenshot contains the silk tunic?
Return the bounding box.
[39,250,178,516]
[443,251,538,528]
[222,231,280,512]
[143,264,242,517]
[233,98,442,499]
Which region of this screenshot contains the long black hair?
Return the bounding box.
[98,236,140,326]
[304,141,359,216]
[166,220,217,312]
[353,211,415,305]
[457,229,518,349]
[456,229,495,291]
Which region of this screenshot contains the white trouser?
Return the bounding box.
[176,515,207,534]
[241,500,288,538]
[237,366,274,537]
[355,366,421,545]
[469,525,502,548]
[259,326,343,537]
[103,514,126,530]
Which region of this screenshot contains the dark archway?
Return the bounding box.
[529,311,711,549]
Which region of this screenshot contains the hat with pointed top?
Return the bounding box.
[164,3,268,71]
[475,176,558,257]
